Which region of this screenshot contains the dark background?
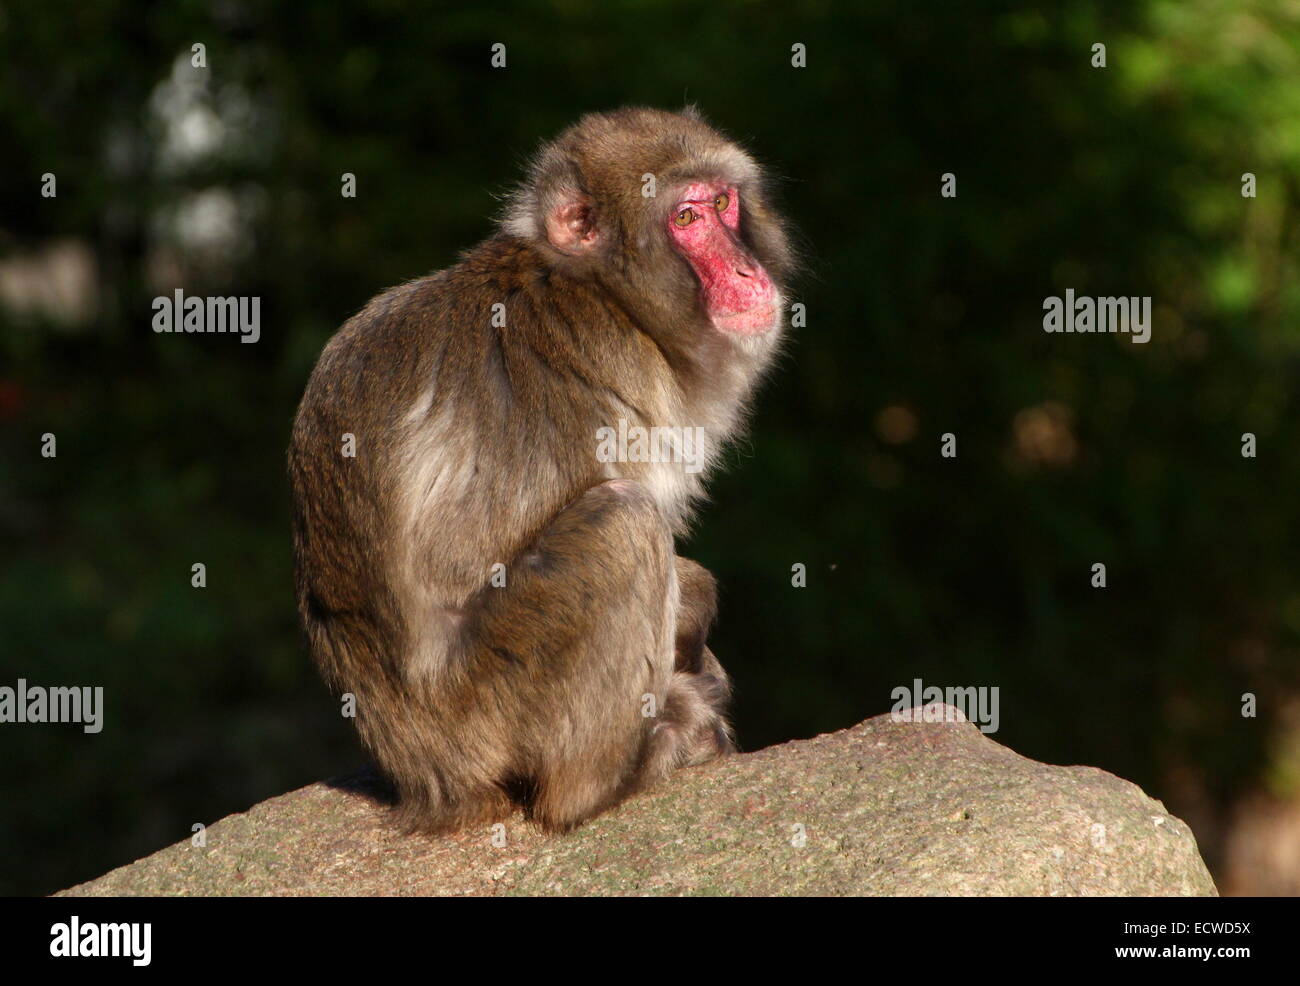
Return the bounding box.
[2,0,1298,896]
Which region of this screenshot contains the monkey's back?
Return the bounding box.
[289,238,683,687]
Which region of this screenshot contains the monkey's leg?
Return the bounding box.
[470,479,681,832]
[667,557,737,762]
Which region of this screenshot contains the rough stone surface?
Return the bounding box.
[60,706,1217,897]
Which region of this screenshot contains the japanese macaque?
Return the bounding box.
[289,107,793,833]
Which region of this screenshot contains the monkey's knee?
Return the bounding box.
[482,478,671,623]
[532,479,672,579]
[575,478,665,535]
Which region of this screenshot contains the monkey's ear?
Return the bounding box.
[544,194,600,255]
[502,149,601,254]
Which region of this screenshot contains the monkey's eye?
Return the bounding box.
[713,193,730,212]
[674,208,697,227]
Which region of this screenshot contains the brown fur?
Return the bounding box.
[288,107,793,833]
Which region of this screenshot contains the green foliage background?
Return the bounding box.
[2,1,1298,894]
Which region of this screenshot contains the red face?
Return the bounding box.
[666,182,778,335]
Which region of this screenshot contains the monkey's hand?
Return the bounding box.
[673,556,718,673]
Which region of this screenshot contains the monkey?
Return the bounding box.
[288,106,794,834]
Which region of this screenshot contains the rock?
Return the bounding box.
[59,705,1217,896]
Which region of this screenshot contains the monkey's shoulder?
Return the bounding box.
[338,274,452,345]
[305,275,454,394]
[335,240,550,347]
[453,234,550,285]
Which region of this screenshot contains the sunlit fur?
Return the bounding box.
[289,107,794,833]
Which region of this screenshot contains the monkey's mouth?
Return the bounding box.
[711,306,777,336]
